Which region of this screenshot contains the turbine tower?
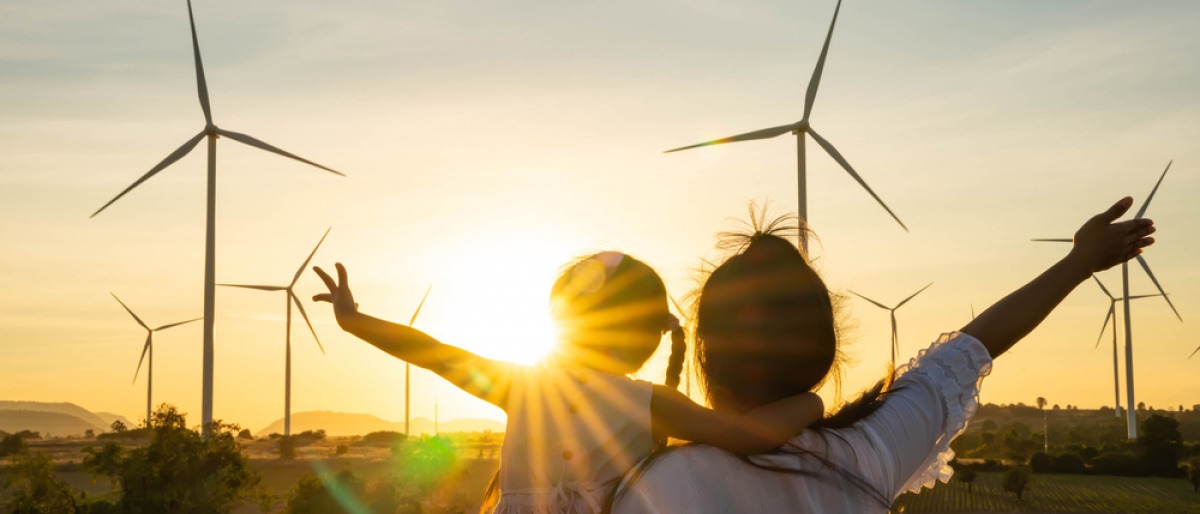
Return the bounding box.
[665,0,905,249]
[405,286,432,437]
[218,228,331,437]
[849,283,932,368]
[1033,161,1180,438]
[1090,275,1164,418]
[90,0,345,429]
[111,293,201,425]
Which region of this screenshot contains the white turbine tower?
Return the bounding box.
[665,0,905,250]
[849,283,932,368]
[90,0,345,430]
[1033,161,1179,438]
[1089,275,1164,418]
[405,286,432,437]
[111,293,201,426]
[219,228,331,437]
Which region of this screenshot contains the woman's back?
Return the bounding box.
[613,332,992,513]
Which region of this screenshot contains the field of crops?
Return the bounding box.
[894,472,1200,513]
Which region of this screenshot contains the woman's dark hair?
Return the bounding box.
[605,209,898,511]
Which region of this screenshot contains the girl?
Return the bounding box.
[312,251,824,514]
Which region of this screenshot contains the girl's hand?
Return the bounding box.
[1067,197,1156,273]
[312,263,359,327]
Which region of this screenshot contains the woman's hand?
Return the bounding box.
[312,262,359,328]
[1067,197,1156,274]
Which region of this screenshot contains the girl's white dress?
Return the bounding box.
[613,332,993,513]
[492,365,655,514]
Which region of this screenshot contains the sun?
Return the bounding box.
[411,232,575,366]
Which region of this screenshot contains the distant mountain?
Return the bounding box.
[0,410,102,436]
[0,401,111,431]
[255,411,504,437]
[94,412,137,430]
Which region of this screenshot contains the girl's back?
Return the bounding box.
[495,365,654,513]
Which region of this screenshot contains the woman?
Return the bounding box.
[610,197,1155,512]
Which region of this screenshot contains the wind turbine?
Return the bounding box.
[664,0,905,250]
[405,286,432,437]
[849,283,932,368]
[218,228,331,437]
[90,0,345,429]
[1090,276,1165,418]
[1033,161,1179,438]
[110,293,201,426]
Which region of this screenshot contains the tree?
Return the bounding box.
[1002,465,1032,501]
[82,404,262,513]
[1030,452,1051,473]
[237,429,253,440]
[1,433,29,457]
[1,449,83,513]
[1137,414,1184,477]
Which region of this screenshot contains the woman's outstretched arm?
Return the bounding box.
[313,263,517,408]
[961,197,1155,359]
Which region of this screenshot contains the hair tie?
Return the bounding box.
[665,314,682,332]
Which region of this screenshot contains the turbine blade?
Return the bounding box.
[803,0,843,121]
[1135,255,1181,321]
[91,131,206,217]
[1031,238,1072,243]
[807,127,907,231]
[216,128,345,176]
[663,124,798,153]
[895,283,933,309]
[1096,306,1114,349]
[155,317,203,331]
[849,291,890,311]
[186,0,212,125]
[133,335,151,384]
[1135,160,1171,220]
[1092,275,1114,299]
[291,292,324,354]
[889,313,898,346]
[292,227,332,286]
[1190,345,1199,359]
[110,293,149,330]
[409,285,432,326]
[1126,294,1166,300]
[217,284,286,291]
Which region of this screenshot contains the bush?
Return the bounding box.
[1091,450,1143,476]
[1002,465,1032,501]
[1051,452,1086,474]
[81,404,262,513]
[1,450,84,512]
[1,433,29,457]
[1030,452,1051,473]
[237,429,253,440]
[955,468,978,492]
[361,431,407,446]
[335,445,349,456]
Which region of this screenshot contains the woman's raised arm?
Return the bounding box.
[961,197,1155,359]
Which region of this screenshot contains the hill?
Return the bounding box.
[0,410,102,436]
[254,411,504,437]
[0,401,112,429]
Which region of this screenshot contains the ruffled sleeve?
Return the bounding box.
[885,331,992,496]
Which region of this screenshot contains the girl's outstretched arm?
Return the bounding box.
[313,263,517,408]
[650,387,824,455]
[961,197,1156,359]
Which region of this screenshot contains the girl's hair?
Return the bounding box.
[548,251,677,375]
[481,252,687,514]
[604,209,897,511]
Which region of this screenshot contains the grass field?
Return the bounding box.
[894,472,1200,513]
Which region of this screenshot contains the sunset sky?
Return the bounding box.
[2,0,1197,432]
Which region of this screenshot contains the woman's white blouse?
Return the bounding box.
[612,332,992,513]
